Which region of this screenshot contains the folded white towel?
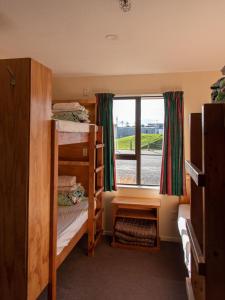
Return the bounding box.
[58,183,80,192]
[53,102,83,112]
[58,176,76,187]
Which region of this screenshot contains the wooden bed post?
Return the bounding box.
[48,120,58,300]
[188,113,205,300]
[88,125,96,256]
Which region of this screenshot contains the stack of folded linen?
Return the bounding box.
[58,176,88,206]
[52,102,90,123]
[115,218,156,247]
[211,77,225,102]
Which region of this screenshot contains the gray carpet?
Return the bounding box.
[39,237,187,300]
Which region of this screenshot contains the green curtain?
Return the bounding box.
[96,93,116,191]
[160,91,186,196]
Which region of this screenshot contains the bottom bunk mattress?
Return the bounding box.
[177,204,190,274]
[57,199,88,255]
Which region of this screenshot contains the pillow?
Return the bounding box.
[58,176,76,187]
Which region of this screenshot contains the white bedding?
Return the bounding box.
[57,200,88,255]
[56,120,97,133]
[178,204,191,274]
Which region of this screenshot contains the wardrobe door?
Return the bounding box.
[0,58,52,300]
[0,58,31,300]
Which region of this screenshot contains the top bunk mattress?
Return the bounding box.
[56,120,97,133]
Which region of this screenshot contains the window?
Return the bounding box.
[113,96,164,186]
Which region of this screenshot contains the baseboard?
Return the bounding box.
[104,231,180,243]
[160,235,180,243]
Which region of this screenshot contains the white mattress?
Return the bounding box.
[178,204,191,274]
[57,200,88,255]
[56,120,97,133]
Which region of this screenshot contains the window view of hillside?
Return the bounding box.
[113,97,164,186]
[114,99,136,155]
[116,134,162,151]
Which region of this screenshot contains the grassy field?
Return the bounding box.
[115,134,163,150]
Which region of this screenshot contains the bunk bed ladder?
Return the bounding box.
[88,125,104,256]
[185,104,225,300]
[95,126,104,245]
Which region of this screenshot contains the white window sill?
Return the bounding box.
[117,184,160,191]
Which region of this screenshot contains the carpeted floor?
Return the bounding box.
[39,237,187,300]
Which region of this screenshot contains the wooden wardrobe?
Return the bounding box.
[0,58,52,300]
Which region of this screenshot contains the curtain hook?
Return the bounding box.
[6,66,16,86]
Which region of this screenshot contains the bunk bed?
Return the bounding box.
[48,100,104,300]
[184,104,225,300]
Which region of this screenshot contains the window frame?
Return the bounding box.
[113,95,163,187]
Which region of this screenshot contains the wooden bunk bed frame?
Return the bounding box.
[49,104,104,299]
[185,103,225,300]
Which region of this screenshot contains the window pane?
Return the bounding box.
[141,98,164,185]
[113,99,136,155]
[116,160,137,185]
[141,155,162,185]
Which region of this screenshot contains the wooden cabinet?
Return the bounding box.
[0,58,52,300]
[111,197,160,252]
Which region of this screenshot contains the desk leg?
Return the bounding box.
[112,205,117,245]
[156,208,160,248]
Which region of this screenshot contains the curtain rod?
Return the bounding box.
[114,93,163,98]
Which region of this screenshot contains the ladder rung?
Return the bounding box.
[96,144,104,149]
[95,187,104,197]
[185,160,205,187]
[59,160,89,166]
[94,208,104,220]
[95,165,104,173]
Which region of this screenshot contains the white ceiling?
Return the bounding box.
[0,0,224,75]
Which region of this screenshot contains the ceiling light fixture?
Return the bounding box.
[119,0,131,12]
[105,34,118,40]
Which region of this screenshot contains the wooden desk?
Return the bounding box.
[111,196,161,252]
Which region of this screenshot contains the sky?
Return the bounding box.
[113,98,164,125]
